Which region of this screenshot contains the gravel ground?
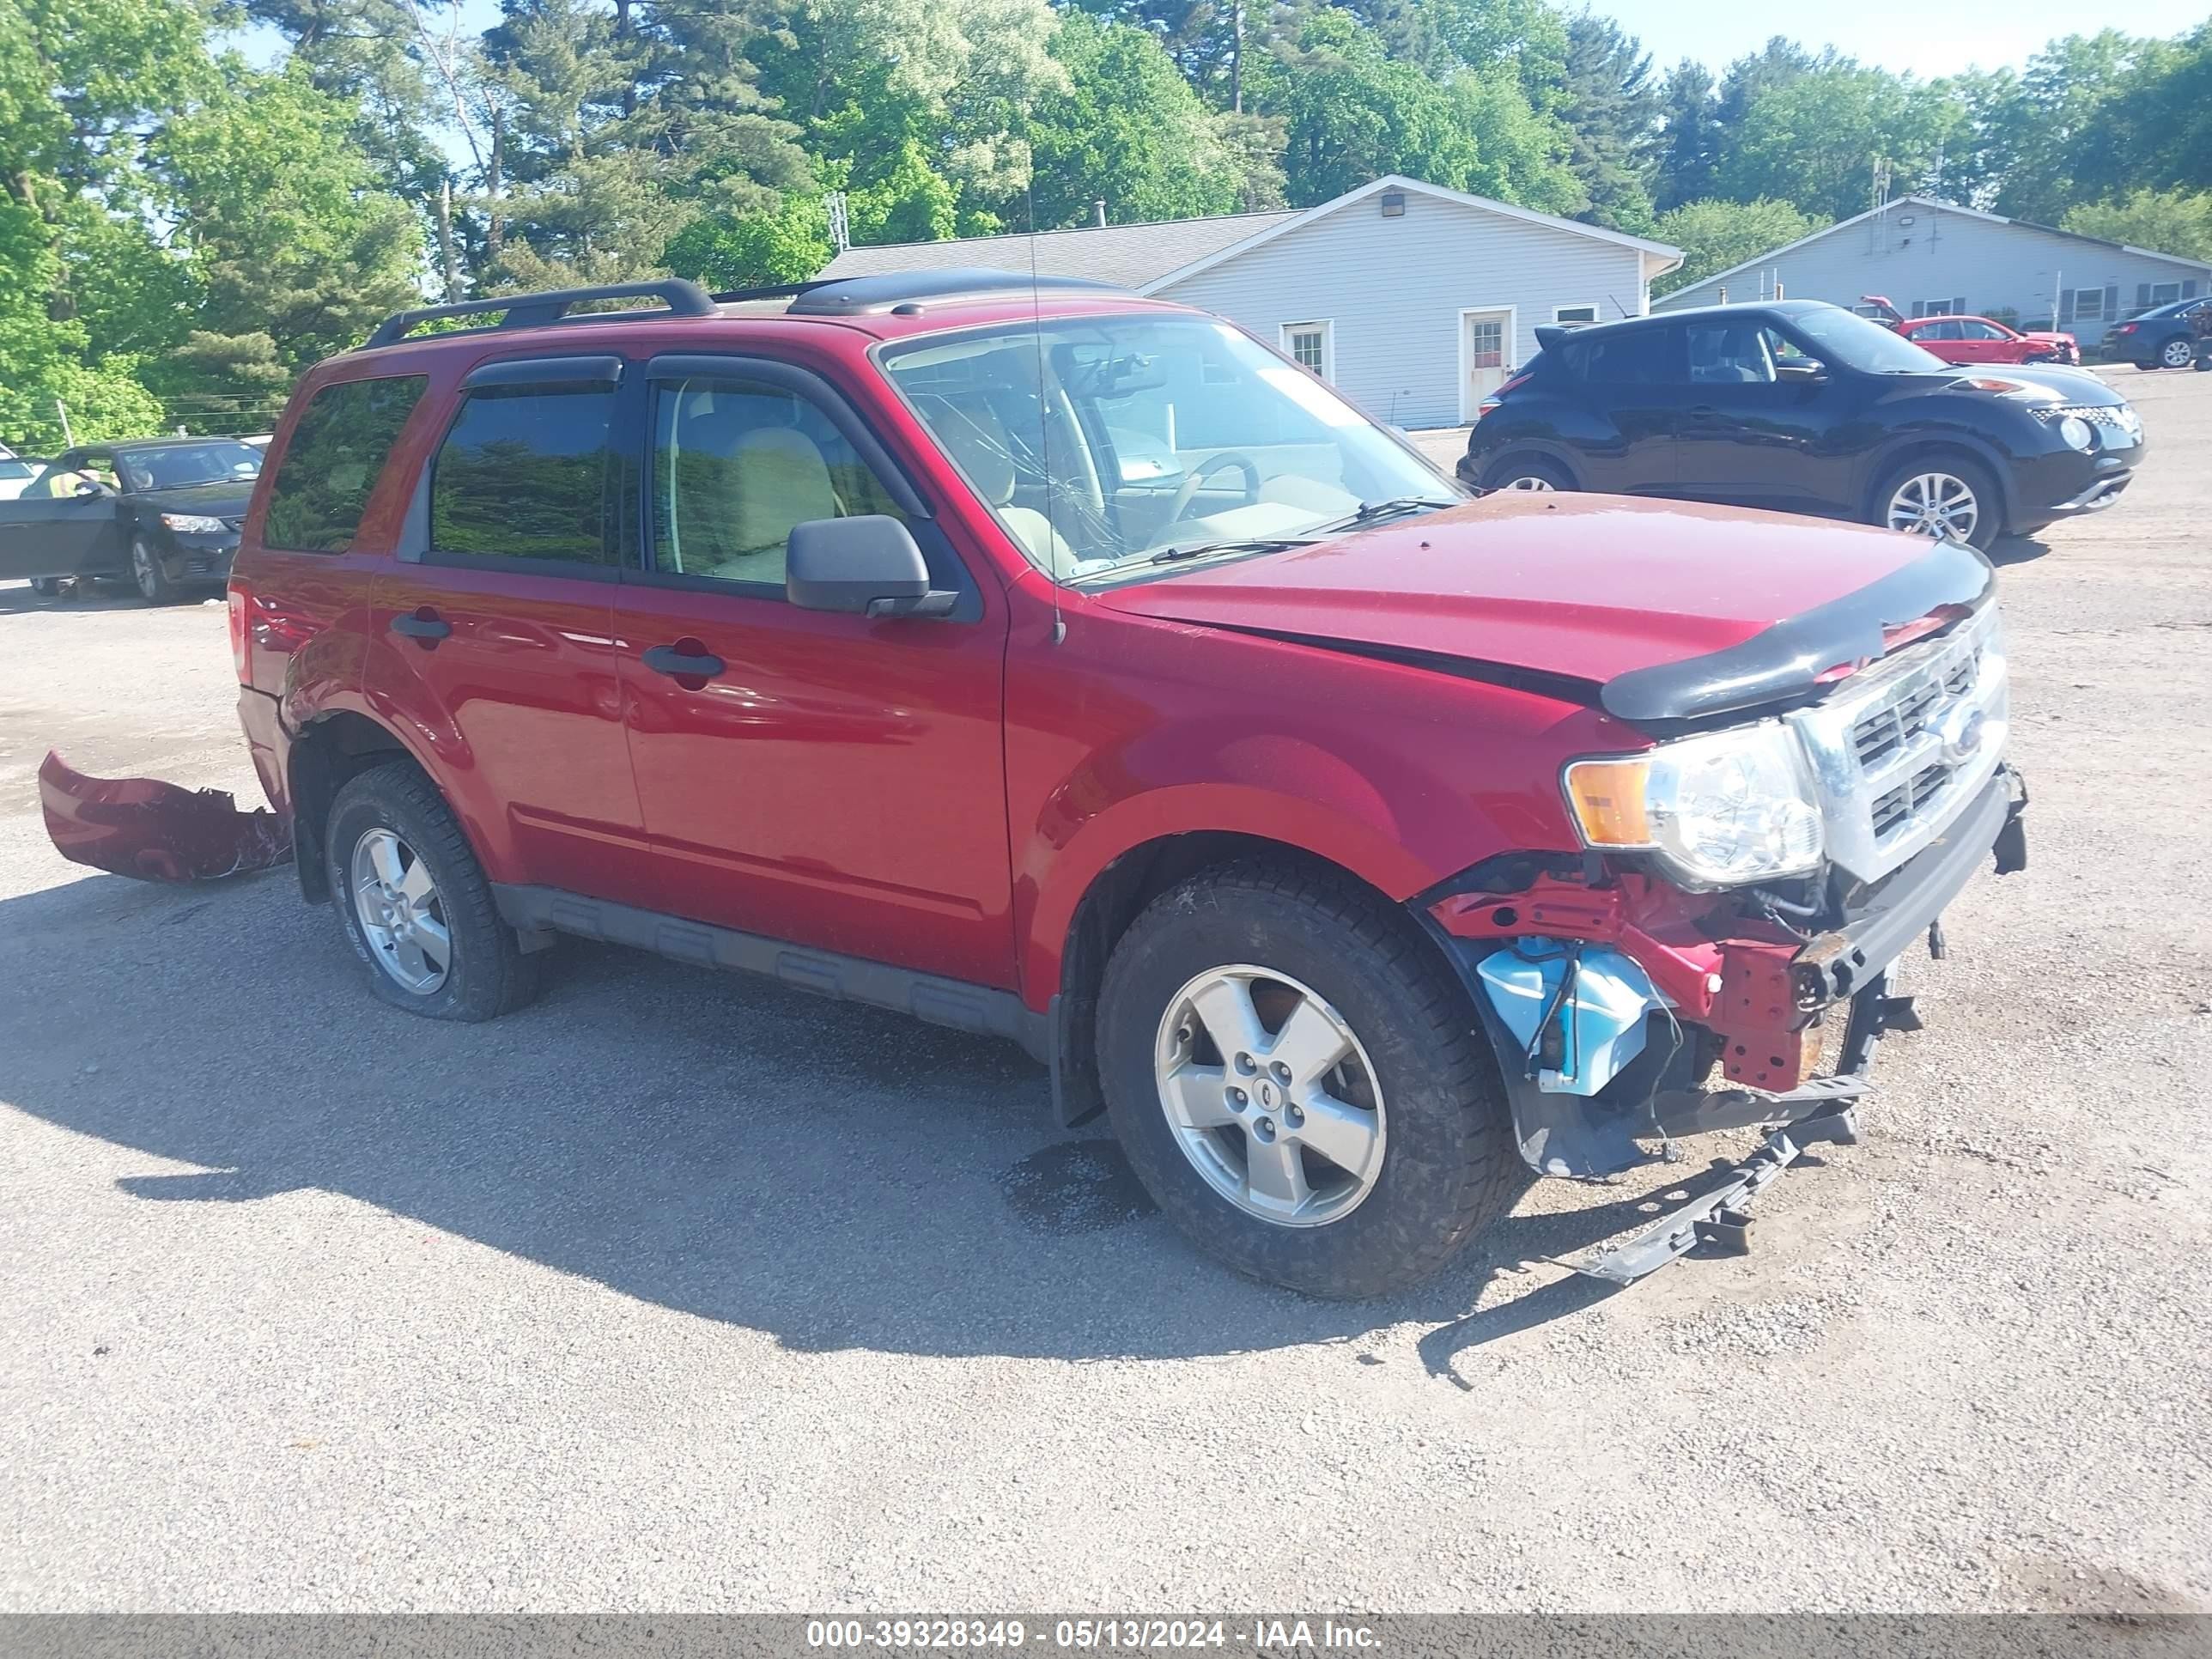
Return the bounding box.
[2,369,2208,1614]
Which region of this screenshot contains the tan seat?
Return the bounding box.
[670,390,841,583]
[927,396,1077,570]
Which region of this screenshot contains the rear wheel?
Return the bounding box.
[1097,863,1523,1298]
[325,761,540,1021]
[2158,337,2196,369]
[28,576,63,597]
[131,537,175,605]
[1480,454,1574,494]
[1874,454,2002,551]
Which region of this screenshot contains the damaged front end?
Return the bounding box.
[1418,592,2029,1283]
[40,750,291,883]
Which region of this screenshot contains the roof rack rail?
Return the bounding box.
[362,279,718,350]
[786,268,1126,317]
[708,279,838,304]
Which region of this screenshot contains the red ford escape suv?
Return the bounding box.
[48,272,2027,1297]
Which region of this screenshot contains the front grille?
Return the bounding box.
[2041,403,2143,443]
[1788,606,2008,882]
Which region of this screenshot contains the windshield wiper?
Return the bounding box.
[1307,495,1457,536]
[1147,536,1316,565]
[156,476,252,489]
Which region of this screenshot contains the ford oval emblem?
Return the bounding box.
[1937,704,1985,765]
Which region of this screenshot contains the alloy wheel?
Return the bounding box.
[1885,471,1980,541]
[2161,338,2195,368]
[1152,964,1387,1227]
[349,827,451,994]
[1499,475,1555,492]
[132,541,161,600]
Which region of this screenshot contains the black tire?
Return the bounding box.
[1097,862,1524,1298]
[1871,453,2004,551]
[131,536,176,605]
[28,576,63,597]
[325,760,541,1021]
[1479,453,1575,494]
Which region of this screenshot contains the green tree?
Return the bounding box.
[0,201,165,448]
[148,58,423,417]
[665,191,832,288]
[1652,60,1716,211]
[1252,10,1478,205]
[1554,14,1658,232]
[1715,58,1960,222]
[1027,11,1241,228]
[1650,196,1817,296]
[2064,188,2212,261]
[1980,32,2144,222]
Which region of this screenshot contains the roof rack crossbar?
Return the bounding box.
[707,279,839,303]
[363,279,718,349]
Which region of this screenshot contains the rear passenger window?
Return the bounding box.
[430,386,617,567]
[1563,328,1679,385]
[649,377,905,592]
[263,375,427,552]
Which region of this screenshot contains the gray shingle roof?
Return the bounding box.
[817,210,1300,290]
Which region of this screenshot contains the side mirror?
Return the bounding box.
[72,480,106,499]
[786,515,952,618]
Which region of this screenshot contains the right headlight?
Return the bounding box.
[2057,414,2094,452]
[1562,722,1825,889]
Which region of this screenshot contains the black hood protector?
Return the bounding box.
[1601,537,1995,730]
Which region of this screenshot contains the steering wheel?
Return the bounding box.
[1167,452,1262,524]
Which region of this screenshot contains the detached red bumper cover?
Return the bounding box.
[40,750,292,882]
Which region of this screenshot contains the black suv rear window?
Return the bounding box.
[430,386,617,567]
[263,375,427,552]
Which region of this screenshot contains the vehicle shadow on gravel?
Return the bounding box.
[1987,533,2055,567]
[0,870,1751,1368]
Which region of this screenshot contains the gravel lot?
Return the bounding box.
[3,369,2208,1614]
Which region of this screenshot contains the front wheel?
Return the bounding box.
[325,761,541,1021]
[1097,864,1524,1298]
[1874,454,2002,550]
[131,537,176,605]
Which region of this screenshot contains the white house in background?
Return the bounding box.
[1653,195,2212,347]
[817,175,1684,428]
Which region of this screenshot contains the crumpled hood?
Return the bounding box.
[1094,494,1992,725]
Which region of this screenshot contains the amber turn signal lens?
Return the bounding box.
[1562,757,1653,848]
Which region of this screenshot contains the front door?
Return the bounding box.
[0,491,125,581]
[612,357,1014,989]
[1460,309,1514,422]
[368,357,647,903]
[1674,319,1835,508]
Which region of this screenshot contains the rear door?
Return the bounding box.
[611,352,1014,988]
[1557,325,1685,495]
[368,354,647,903]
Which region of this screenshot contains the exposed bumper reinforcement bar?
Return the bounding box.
[1552,1097,1865,1285]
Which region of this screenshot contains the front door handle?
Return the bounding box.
[641,642,726,678]
[390,610,450,644]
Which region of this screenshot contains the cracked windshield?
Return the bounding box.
[880,315,1456,583]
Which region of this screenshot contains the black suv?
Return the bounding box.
[1460,300,2144,549]
[0,437,261,602]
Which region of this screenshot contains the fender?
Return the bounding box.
[341,637,520,881]
[1856,419,2025,529]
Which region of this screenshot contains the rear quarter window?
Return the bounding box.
[1560,327,1680,385]
[263,375,428,552]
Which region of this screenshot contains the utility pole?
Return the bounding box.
[55,398,73,447]
[1230,0,1243,113]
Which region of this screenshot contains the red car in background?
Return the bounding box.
[1858,295,2081,366]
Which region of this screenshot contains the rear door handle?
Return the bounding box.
[641,643,726,678]
[390,611,451,643]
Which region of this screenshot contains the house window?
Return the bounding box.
[1281,320,1333,379]
[2070,287,2107,322]
[1379,190,1407,218]
[1553,304,1600,324]
[1910,297,1966,319]
[2148,281,2182,308]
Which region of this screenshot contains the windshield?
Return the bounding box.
[878,315,1455,582]
[114,441,264,491]
[1789,307,1950,375]
[0,455,30,480]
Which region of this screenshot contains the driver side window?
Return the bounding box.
[648,375,906,594]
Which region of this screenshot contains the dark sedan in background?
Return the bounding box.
[1460,300,2143,550]
[2105,296,2212,371]
[1,437,261,603]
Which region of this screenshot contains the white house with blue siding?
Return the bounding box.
[1653,195,2211,349]
[817,176,1684,428]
